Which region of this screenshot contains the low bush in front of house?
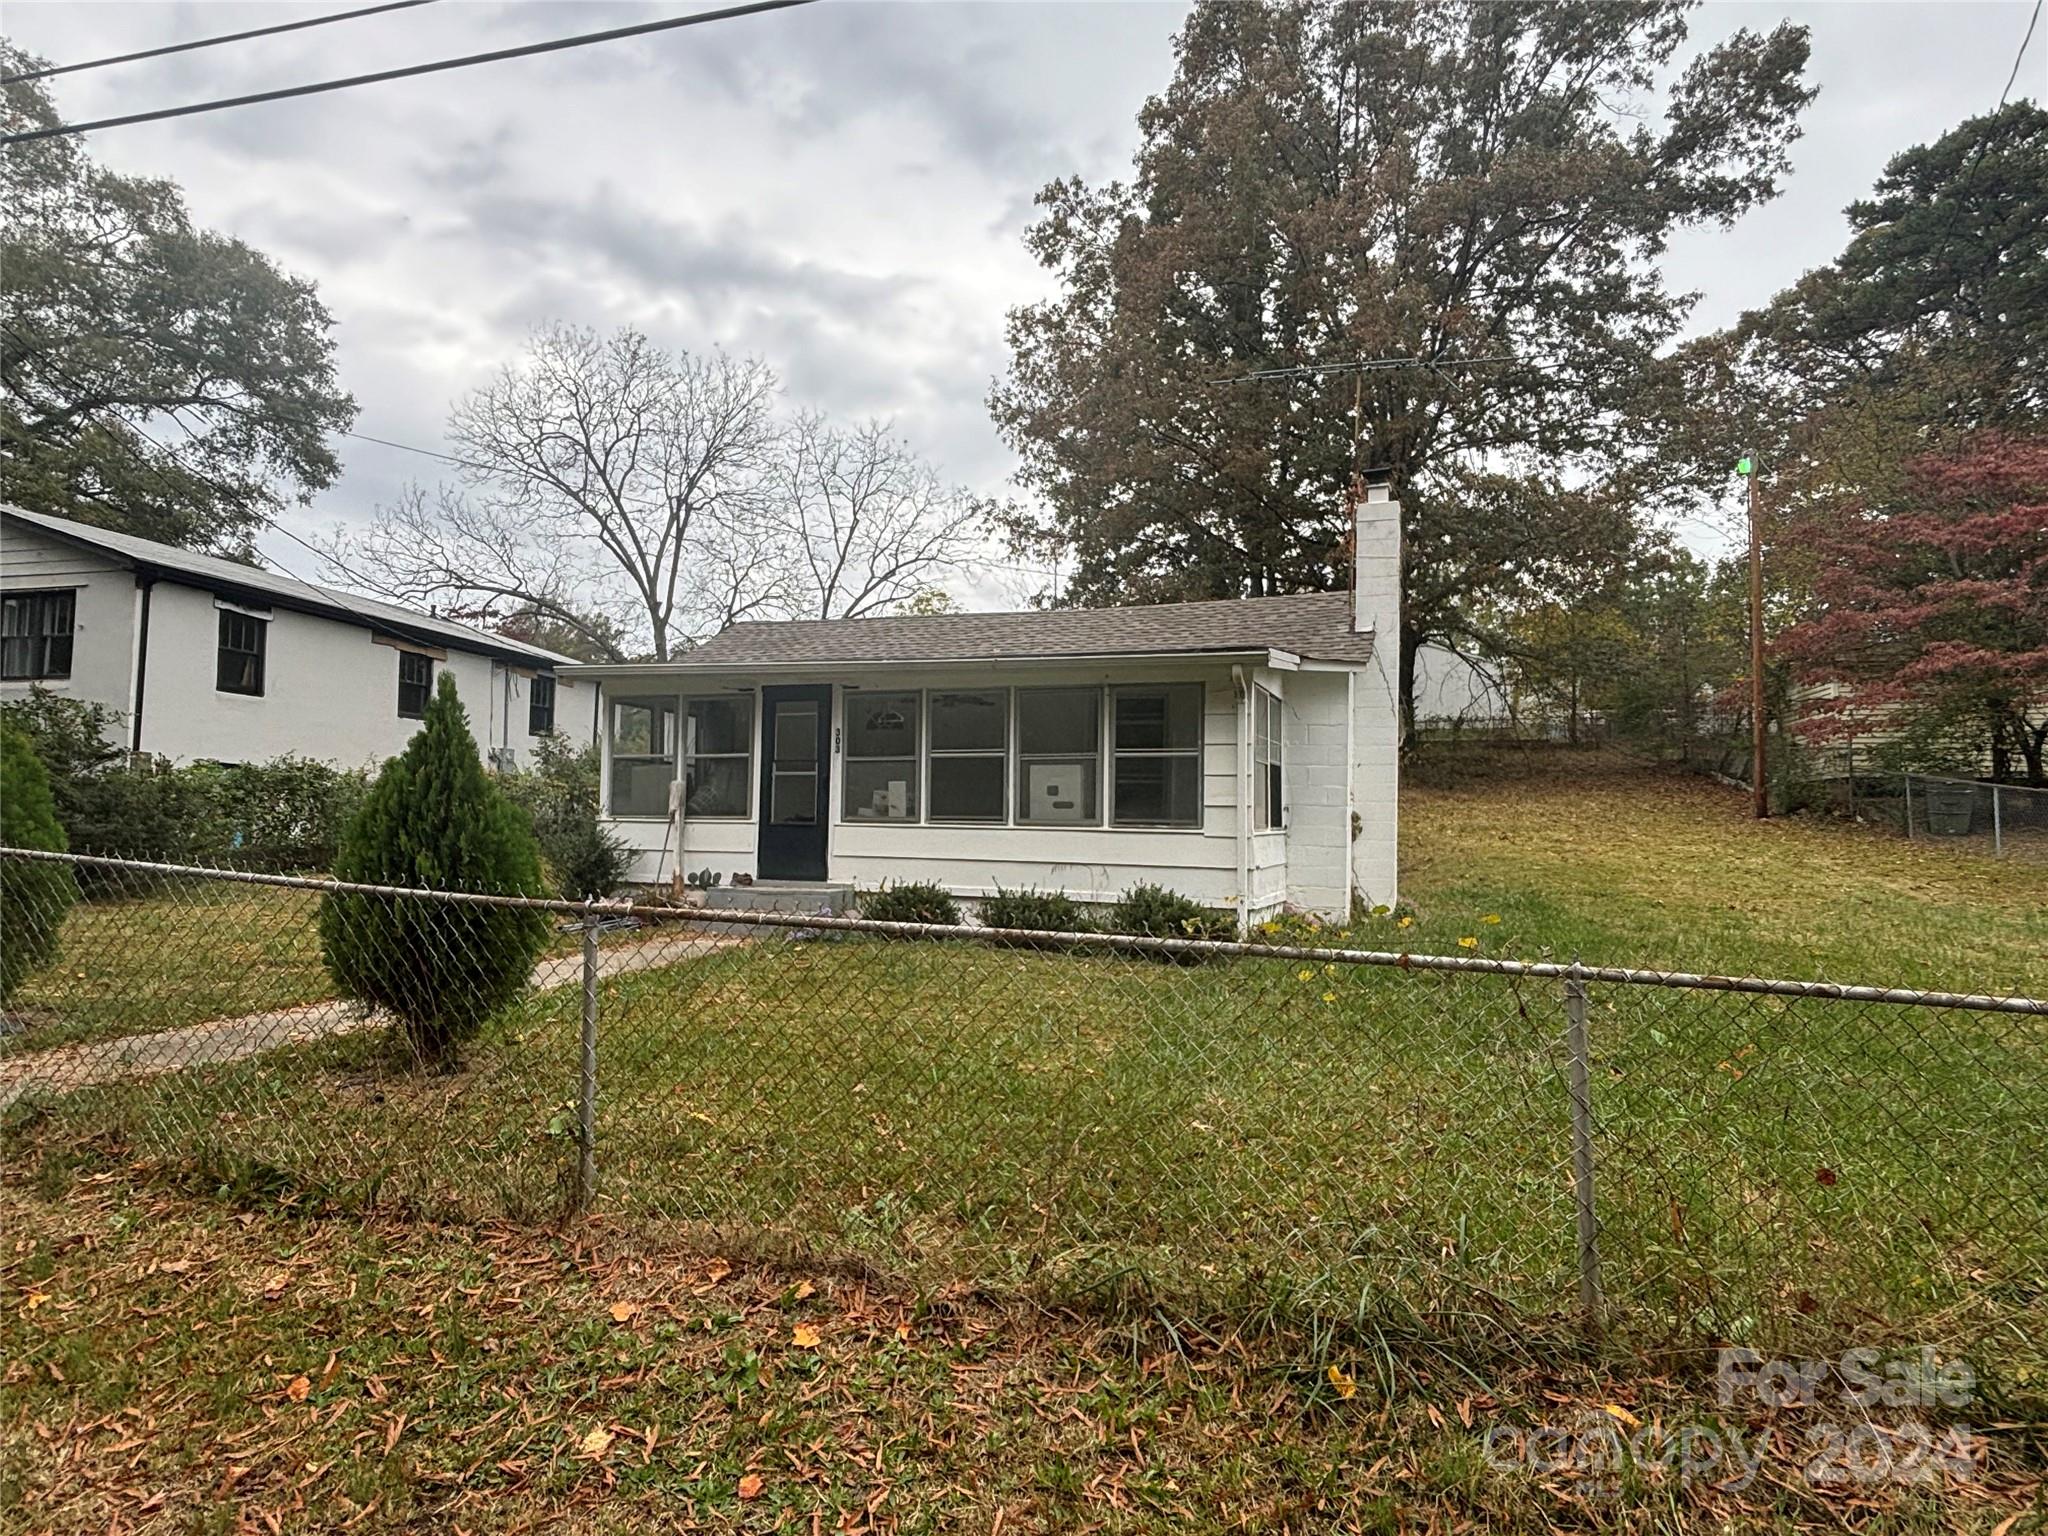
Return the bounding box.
[978,887,1093,939]
[498,735,632,900]
[0,690,370,881]
[858,881,962,927]
[1104,883,1239,948]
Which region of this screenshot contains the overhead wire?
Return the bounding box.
[0,0,820,146]
[0,1,445,87]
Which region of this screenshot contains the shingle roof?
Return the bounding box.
[2,504,573,667]
[686,590,1375,667]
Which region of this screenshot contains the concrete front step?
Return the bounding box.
[700,881,855,916]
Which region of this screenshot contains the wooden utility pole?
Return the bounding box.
[1743,454,1769,819]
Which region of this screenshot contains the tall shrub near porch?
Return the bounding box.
[318,674,550,1066]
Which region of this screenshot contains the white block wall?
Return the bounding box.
[1280,667,1353,920]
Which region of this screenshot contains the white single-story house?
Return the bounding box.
[569,483,1402,923]
[1,504,588,770]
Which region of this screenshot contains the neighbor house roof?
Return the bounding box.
[678,590,1376,668]
[1,504,573,669]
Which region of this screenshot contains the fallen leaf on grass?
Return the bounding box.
[609,1301,639,1324]
[792,1279,815,1301]
[285,1376,311,1403]
[737,1472,764,1500]
[791,1323,821,1348]
[21,1291,50,1312]
[1327,1365,1357,1401]
[579,1425,614,1457]
[1602,1404,1641,1428]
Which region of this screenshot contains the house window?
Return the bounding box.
[528,674,556,735]
[1111,683,1203,828]
[1253,685,1283,830]
[1017,687,1100,825]
[928,689,1007,822]
[684,696,751,818]
[216,610,266,696]
[844,690,920,821]
[0,589,75,680]
[609,697,677,817]
[396,651,433,718]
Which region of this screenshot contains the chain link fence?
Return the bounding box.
[1782,767,2048,863]
[3,848,2043,1370]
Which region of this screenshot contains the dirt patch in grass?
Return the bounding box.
[3,1157,2036,1534]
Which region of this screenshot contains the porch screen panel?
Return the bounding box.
[1111,683,1203,828]
[844,691,920,821]
[685,696,752,817]
[1253,686,1283,830]
[771,701,822,824]
[928,689,1007,822]
[610,698,677,817]
[1017,687,1100,825]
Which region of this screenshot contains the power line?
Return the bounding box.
[0,0,819,147]
[0,1,444,88]
[1998,0,2042,107]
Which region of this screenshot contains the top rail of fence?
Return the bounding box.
[5,846,2044,1016]
[1904,771,2046,791]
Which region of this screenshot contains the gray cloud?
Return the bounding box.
[4,0,2040,596]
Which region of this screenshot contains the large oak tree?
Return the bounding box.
[0,43,355,555]
[992,0,1812,726]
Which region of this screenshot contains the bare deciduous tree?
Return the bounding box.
[760,413,990,620]
[328,325,990,657]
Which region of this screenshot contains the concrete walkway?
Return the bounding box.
[0,929,745,1110]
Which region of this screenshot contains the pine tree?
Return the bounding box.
[0,719,78,1001]
[318,674,551,1065]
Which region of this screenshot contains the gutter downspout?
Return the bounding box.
[1231,664,1251,931]
[130,577,155,756]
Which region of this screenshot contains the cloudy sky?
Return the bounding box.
[6,0,2043,602]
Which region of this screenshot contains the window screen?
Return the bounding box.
[928,689,1007,821]
[1017,687,1099,824]
[844,691,920,821]
[1111,684,1203,827]
[396,651,433,718]
[0,590,75,681]
[528,674,556,735]
[216,610,266,696]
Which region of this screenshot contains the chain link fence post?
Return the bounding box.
[1564,960,1604,1337]
[576,906,599,1215]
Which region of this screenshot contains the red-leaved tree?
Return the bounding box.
[1779,439,2048,784]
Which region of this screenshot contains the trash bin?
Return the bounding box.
[1923,782,1975,836]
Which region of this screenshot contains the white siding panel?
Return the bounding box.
[0,521,137,741]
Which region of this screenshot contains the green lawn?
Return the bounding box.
[1400,751,2048,995]
[17,928,2042,1384]
[5,758,2042,1532]
[3,879,332,1053]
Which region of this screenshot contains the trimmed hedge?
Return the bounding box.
[1104,883,1238,945]
[979,887,1093,934]
[858,881,962,927]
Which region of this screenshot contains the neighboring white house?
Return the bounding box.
[1,505,588,770]
[569,481,1403,923]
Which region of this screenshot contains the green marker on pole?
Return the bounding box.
[1735,454,1754,476]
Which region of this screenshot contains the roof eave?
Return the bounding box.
[563,647,1289,680]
